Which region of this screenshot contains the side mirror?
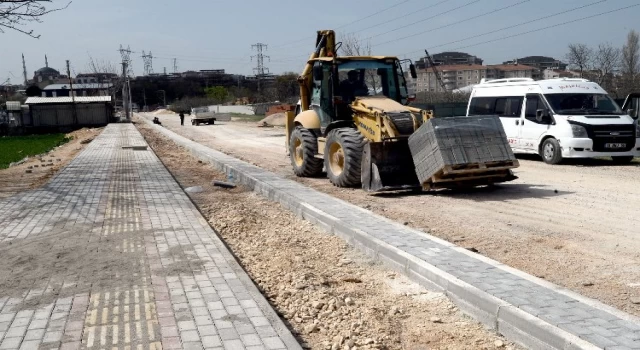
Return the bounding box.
[313,65,323,81]
[627,109,637,119]
[536,109,550,123]
[410,64,417,79]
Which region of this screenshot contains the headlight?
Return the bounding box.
[571,124,588,138]
[635,121,640,137]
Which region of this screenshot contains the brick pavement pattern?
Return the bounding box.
[0,124,300,350]
[142,118,640,350]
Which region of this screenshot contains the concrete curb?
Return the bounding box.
[138,117,640,350]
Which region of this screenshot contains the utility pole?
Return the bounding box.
[142,51,154,75]
[21,54,28,86]
[66,60,78,124]
[122,62,130,120]
[251,43,270,93]
[143,89,147,111]
[157,90,166,107]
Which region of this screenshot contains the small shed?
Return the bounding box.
[25,96,113,127]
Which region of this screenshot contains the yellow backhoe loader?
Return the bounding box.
[285,30,518,192]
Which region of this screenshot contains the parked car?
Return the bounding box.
[190,106,231,126]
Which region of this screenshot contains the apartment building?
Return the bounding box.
[411,64,536,93]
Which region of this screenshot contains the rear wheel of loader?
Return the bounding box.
[325,128,365,187]
[289,126,323,177]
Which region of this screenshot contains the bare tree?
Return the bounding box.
[621,30,640,94]
[0,0,71,38]
[86,55,123,101]
[339,33,380,93]
[591,43,621,91]
[565,43,593,77]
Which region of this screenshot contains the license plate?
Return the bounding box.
[605,143,626,149]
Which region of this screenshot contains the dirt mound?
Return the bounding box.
[152,109,176,115]
[258,112,286,127]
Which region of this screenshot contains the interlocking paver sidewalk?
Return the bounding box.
[0,124,300,350]
[142,118,640,350]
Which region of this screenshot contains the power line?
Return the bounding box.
[271,0,411,49]
[336,0,411,30]
[448,3,639,52]
[373,0,530,47]
[365,0,482,42]
[397,0,608,57]
[350,0,451,35]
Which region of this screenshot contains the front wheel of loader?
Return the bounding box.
[289,126,323,177]
[325,128,365,187]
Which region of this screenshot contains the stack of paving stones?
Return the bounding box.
[0,124,300,350]
[408,116,516,183]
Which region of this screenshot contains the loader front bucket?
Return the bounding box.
[361,141,421,192]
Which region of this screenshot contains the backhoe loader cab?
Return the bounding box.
[309,57,412,126]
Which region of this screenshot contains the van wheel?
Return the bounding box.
[325,128,365,187]
[541,138,563,164]
[611,156,635,164]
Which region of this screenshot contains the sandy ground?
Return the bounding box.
[0,128,103,199]
[139,113,640,317]
[136,120,518,350]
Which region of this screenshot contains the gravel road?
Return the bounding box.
[141,113,640,317]
[137,121,518,350]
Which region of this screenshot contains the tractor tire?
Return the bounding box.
[325,128,365,187]
[289,126,323,177]
[541,138,563,165]
[612,156,635,164]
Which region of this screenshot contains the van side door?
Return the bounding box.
[520,94,553,152]
[468,96,523,149]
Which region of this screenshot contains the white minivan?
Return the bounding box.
[467,78,640,164]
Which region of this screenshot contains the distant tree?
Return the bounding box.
[273,72,298,103]
[0,0,71,38]
[565,43,593,77]
[621,30,640,95]
[86,55,123,100]
[591,43,621,91]
[204,86,229,105]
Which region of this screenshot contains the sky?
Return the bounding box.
[1,0,639,85]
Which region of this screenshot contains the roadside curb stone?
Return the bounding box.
[140,117,640,350]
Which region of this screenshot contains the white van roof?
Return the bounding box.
[474,78,607,95]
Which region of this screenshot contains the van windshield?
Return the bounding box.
[544,93,623,115]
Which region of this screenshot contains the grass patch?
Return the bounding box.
[0,134,70,169]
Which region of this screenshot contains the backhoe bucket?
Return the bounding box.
[361,141,421,192]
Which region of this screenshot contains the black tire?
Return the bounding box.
[541,138,562,164]
[612,156,635,164]
[195,121,200,126]
[191,120,195,125]
[211,119,215,125]
[289,126,323,177]
[324,128,365,187]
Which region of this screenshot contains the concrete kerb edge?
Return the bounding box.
[138,117,621,350]
[134,121,303,350]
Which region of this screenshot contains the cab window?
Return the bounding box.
[468,96,523,117]
[524,95,547,122]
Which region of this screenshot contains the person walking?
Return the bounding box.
[179,112,185,126]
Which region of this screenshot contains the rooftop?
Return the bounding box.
[488,64,537,71]
[25,96,112,104]
[43,83,113,90]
